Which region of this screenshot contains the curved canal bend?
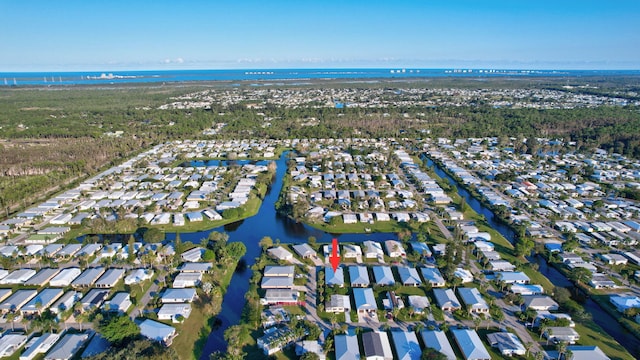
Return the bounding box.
[164,152,398,358]
[425,157,640,357]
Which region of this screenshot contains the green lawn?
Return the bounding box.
[573,322,634,360]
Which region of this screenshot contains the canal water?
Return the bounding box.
[425,155,640,357]
[166,152,397,358]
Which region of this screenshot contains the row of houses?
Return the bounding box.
[334,328,509,360]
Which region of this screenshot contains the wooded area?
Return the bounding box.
[1,77,639,216]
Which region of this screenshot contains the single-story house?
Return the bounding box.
[523,295,559,311]
[94,268,126,288]
[384,240,406,258]
[420,267,446,287]
[349,266,370,288]
[362,331,393,360]
[20,288,64,316]
[458,287,489,314]
[103,292,132,313]
[43,333,89,360]
[450,329,491,360]
[373,266,395,286]
[362,241,384,259]
[267,246,294,262]
[353,288,377,314]
[292,243,317,259]
[326,294,351,313]
[80,289,110,311]
[433,289,461,312]
[398,267,422,287]
[161,288,197,303]
[390,331,421,360]
[173,272,202,288]
[157,303,192,322]
[486,332,526,356]
[334,334,361,360]
[140,319,177,346]
[544,327,580,344]
[407,296,430,314]
[610,295,640,313]
[419,330,456,360]
[326,266,345,288]
[124,269,154,285]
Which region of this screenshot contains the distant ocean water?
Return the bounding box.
[1,68,639,86]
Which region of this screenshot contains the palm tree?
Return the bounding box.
[524,342,533,358]
[473,316,482,331]
[556,341,567,360]
[6,312,16,331]
[565,349,573,360]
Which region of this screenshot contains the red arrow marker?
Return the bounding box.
[329,238,340,272]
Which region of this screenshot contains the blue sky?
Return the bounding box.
[1,0,639,71]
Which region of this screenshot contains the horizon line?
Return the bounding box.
[2,67,640,74]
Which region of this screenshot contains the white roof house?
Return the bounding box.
[103,292,132,313]
[547,345,609,360]
[362,331,393,360]
[161,288,197,303]
[49,268,82,287]
[157,303,192,322]
[543,327,580,344]
[450,329,491,360]
[267,246,294,262]
[0,333,28,358]
[420,330,456,360]
[362,241,384,259]
[50,291,78,315]
[391,331,421,360]
[496,271,530,284]
[384,240,406,258]
[173,272,202,288]
[19,333,61,360]
[486,332,526,357]
[523,295,559,311]
[181,247,205,262]
[261,276,294,289]
[407,296,430,314]
[263,265,295,277]
[43,333,89,360]
[140,319,176,346]
[292,243,317,258]
[453,268,474,283]
[1,269,36,285]
[124,269,154,285]
[326,294,351,313]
